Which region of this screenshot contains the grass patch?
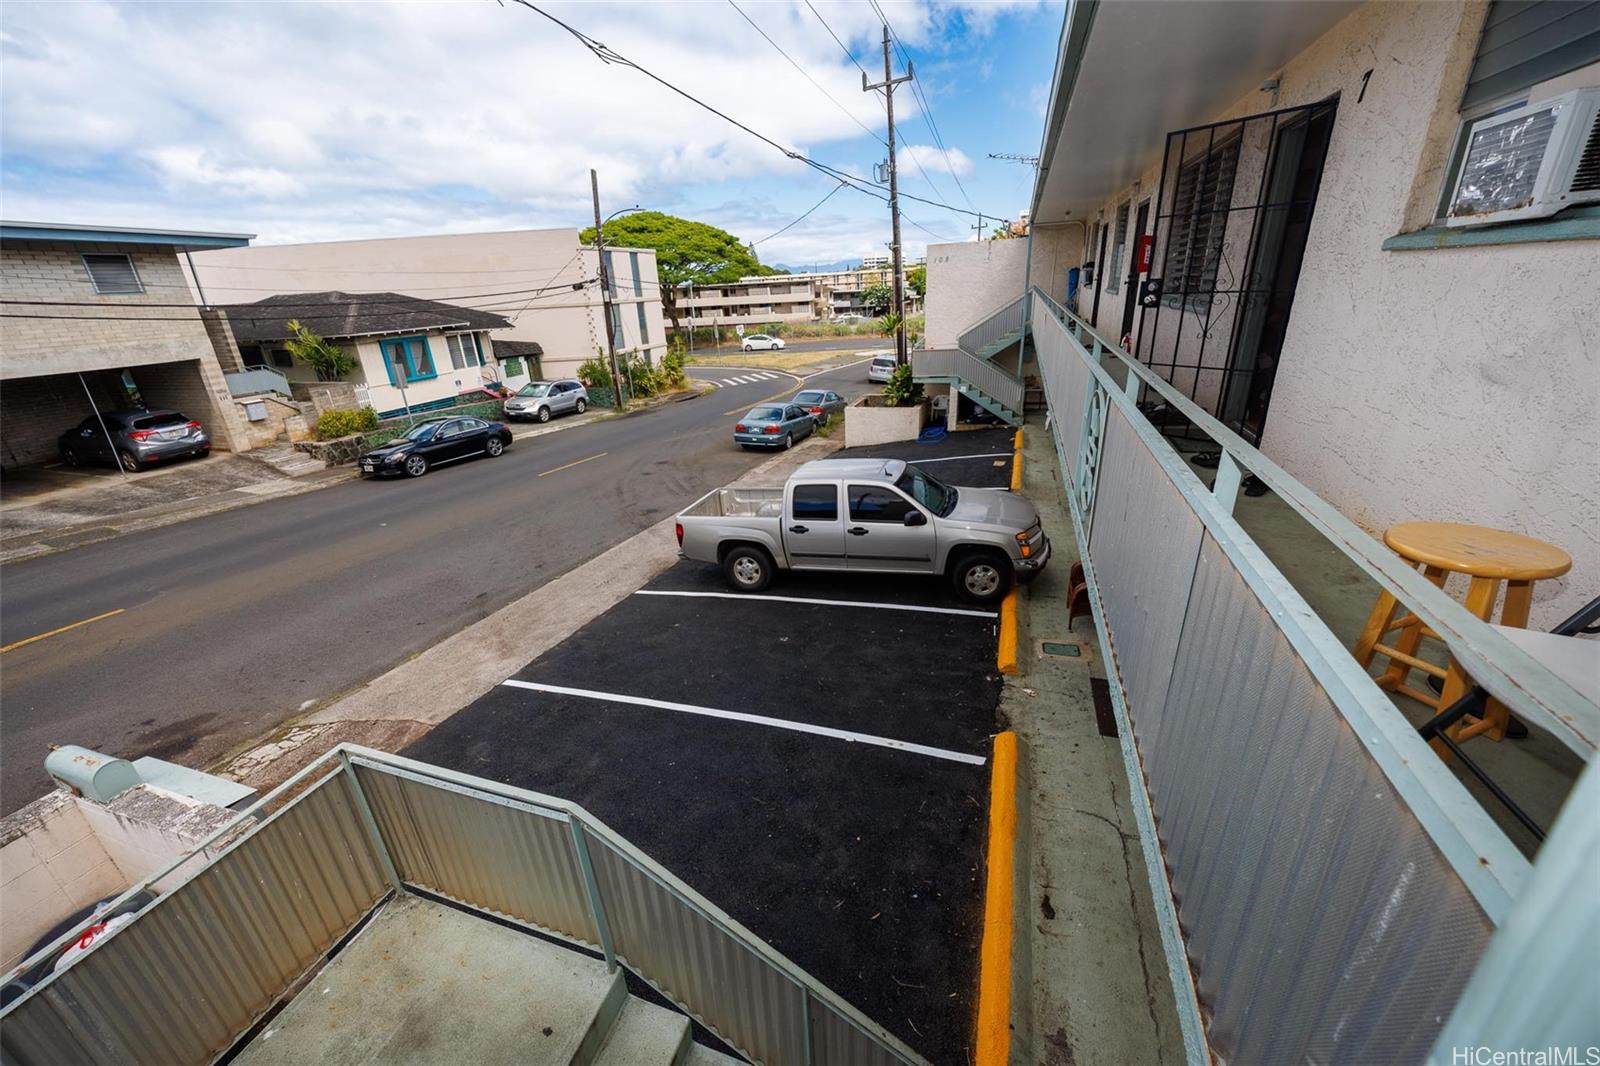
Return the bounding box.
[686,350,870,373]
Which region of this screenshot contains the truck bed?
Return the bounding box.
[681,487,785,518]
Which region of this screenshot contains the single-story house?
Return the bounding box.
[491,339,545,391]
[220,292,512,418]
[0,220,255,468]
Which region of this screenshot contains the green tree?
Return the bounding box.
[579,211,779,334]
[860,281,894,316]
[906,265,926,296]
[284,320,355,381]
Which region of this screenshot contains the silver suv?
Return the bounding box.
[504,379,588,423]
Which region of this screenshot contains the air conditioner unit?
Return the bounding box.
[1445,87,1600,227]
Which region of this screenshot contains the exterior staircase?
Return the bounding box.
[913,348,1024,426]
[240,441,327,477]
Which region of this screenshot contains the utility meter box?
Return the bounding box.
[45,746,141,803]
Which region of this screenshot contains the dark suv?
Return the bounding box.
[58,409,211,472]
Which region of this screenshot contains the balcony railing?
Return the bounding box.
[912,348,1023,416]
[956,293,1027,359]
[223,365,293,398]
[1027,288,1596,1064]
[0,745,925,1066]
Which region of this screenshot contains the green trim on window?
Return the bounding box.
[1382,206,1600,251]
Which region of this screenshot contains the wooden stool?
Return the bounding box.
[1352,521,1571,742]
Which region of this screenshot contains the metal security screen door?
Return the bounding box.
[1134,98,1337,446]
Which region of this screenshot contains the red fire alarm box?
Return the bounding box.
[1135,233,1154,273]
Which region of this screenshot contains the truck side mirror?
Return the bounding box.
[904,511,927,527]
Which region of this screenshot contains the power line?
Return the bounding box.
[727,0,883,147]
[753,182,848,245]
[871,0,979,213]
[508,0,994,223]
[804,0,875,86]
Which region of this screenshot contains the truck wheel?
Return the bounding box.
[722,545,774,593]
[951,551,1011,605]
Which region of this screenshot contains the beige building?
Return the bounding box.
[925,0,1598,627]
[191,228,667,384]
[0,221,255,468]
[676,259,926,330]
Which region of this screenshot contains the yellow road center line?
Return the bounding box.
[976,731,1020,1065]
[536,452,607,477]
[1,609,126,654]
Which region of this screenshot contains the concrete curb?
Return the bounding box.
[976,730,1033,1066]
[998,590,1020,675]
[1010,429,1024,492]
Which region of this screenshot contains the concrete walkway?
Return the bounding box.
[1002,419,1186,1066]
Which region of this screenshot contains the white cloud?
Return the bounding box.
[898,143,974,177]
[0,0,1036,252]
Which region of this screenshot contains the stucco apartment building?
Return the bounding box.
[0,221,255,468]
[191,228,667,386]
[925,0,1598,627]
[676,259,927,330]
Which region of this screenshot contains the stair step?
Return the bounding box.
[683,1041,748,1066]
[592,997,691,1064]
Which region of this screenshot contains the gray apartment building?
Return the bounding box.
[675,258,925,330]
[0,221,255,468]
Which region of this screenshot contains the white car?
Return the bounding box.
[867,353,898,383]
[741,333,785,352]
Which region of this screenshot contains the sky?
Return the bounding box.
[0,0,1062,270]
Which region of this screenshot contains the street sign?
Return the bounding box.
[735,324,745,336]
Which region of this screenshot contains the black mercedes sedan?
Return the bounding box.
[357,416,512,478]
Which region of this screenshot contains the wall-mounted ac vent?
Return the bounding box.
[1446,87,1600,226]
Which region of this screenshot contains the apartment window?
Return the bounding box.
[636,302,650,344]
[629,251,642,297]
[445,333,483,370]
[604,251,618,296]
[1105,203,1130,294]
[270,348,294,369]
[82,253,142,294]
[379,336,436,384]
[1435,2,1600,218]
[1163,136,1241,306]
[610,301,624,340]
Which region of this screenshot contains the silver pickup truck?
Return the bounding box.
[675,458,1049,605]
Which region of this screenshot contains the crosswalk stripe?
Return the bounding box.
[721,378,742,386]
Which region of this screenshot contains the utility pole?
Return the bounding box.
[970,213,987,241]
[864,26,912,367]
[590,168,624,409]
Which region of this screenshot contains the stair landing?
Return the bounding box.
[234,895,741,1066]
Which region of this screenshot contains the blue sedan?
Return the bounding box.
[734,403,815,450]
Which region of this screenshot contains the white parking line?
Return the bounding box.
[906,452,1013,464]
[634,589,997,618]
[500,680,988,765]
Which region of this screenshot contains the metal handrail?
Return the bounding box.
[956,292,1027,357]
[913,348,1024,412]
[1032,288,1597,754]
[0,743,927,1066]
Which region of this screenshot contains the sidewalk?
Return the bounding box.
[1000,419,1186,1066]
[0,455,353,564]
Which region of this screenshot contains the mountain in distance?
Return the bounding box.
[768,258,862,274]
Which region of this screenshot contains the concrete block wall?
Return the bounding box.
[0,371,128,468]
[199,308,245,373]
[232,393,309,448]
[133,359,249,453]
[0,792,126,968]
[0,242,215,378]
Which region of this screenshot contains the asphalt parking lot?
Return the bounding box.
[405,432,1019,1063]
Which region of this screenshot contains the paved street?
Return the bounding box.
[0,363,870,813]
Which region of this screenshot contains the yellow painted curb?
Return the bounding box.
[1010,428,1024,492]
[976,731,1020,1066]
[997,590,1019,675]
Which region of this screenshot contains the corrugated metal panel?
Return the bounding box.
[1463,1,1600,109]
[809,998,904,1066]
[1087,405,1205,742]
[0,773,384,1066]
[353,764,598,949]
[1148,535,1494,1064]
[587,836,806,1066]
[1030,299,1090,463]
